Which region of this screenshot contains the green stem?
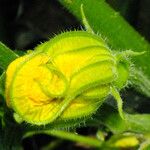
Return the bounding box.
[111,86,125,120]
[23,130,102,148]
[80,4,94,34]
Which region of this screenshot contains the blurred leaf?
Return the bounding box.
[139,140,150,150]
[0,42,18,70]
[0,123,23,150]
[92,104,150,134]
[0,109,24,150]
[59,0,150,97]
[0,129,3,149]
[131,69,150,98]
[0,73,5,97]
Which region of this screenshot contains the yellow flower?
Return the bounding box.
[5,31,128,125]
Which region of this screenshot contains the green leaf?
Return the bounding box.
[59,0,150,97]
[92,104,150,134]
[139,140,150,150]
[0,120,23,150]
[0,42,18,70]
[131,68,150,97]
[0,73,5,97]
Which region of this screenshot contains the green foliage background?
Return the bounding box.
[0,0,150,149]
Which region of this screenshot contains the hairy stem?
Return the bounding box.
[111,86,125,120]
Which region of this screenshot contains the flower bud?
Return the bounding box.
[5,31,129,125]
